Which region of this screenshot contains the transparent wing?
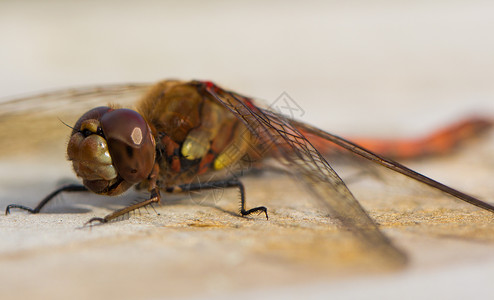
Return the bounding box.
[200,81,407,265]
[0,83,152,159]
[294,121,494,213]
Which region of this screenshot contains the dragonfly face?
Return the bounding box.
[67,106,155,196]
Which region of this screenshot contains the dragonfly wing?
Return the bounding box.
[201,82,407,264]
[293,120,494,214]
[0,83,152,158]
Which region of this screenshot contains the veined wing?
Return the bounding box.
[294,121,494,214]
[0,83,152,158]
[199,81,407,265]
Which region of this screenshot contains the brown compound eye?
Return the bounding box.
[71,106,112,136]
[100,108,155,184]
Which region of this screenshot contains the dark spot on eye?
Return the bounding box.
[131,169,137,174]
[126,146,134,158]
[81,129,92,137]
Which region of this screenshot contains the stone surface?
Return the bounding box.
[1,140,494,299]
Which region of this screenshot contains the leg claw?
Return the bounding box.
[241,206,269,220]
[84,217,107,227]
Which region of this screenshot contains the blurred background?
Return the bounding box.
[1,0,494,137]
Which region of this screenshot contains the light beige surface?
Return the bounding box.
[1,149,494,300]
[2,1,494,299]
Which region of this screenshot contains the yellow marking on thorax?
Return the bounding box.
[214,126,252,170]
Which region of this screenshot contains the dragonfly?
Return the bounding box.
[2,79,493,264]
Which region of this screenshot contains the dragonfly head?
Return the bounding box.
[67,107,156,195]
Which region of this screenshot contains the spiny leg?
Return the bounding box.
[166,178,268,220]
[85,188,161,225]
[5,184,88,215]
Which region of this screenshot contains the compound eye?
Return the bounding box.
[100,109,155,183]
[71,107,112,136]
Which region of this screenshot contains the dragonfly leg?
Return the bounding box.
[85,188,161,225]
[5,184,88,215]
[167,178,268,220]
